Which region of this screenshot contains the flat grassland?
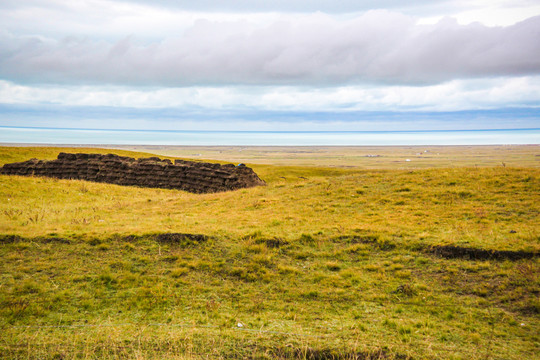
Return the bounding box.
[0,145,538,359]
[107,144,540,168]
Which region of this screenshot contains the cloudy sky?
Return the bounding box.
[1,0,540,131]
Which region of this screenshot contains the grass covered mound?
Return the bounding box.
[0,146,538,359]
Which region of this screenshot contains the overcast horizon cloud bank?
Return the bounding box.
[1,0,540,134]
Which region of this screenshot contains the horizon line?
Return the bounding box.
[2,125,539,134]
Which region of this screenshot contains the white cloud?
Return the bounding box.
[2,76,539,112]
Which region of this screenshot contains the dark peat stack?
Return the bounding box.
[0,153,266,193]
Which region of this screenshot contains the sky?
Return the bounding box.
[1,0,540,131]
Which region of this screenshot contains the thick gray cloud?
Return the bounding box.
[1,11,539,87]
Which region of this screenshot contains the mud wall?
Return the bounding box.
[0,153,266,193]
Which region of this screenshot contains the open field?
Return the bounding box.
[0,145,538,359]
[4,144,539,169]
[106,144,540,169]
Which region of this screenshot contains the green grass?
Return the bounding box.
[0,146,539,359]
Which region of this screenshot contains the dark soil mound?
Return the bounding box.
[154,233,208,243]
[268,346,410,360]
[0,153,266,193]
[430,245,537,261]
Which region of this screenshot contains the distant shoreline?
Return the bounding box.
[2,125,539,133]
[0,127,538,146]
[1,143,539,148]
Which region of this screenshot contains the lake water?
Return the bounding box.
[0,126,538,146]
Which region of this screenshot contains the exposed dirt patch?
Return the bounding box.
[0,234,70,244]
[153,233,209,244]
[0,234,22,243]
[331,235,396,251]
[267,346,410,360]
[255,237,289,248]
[429,245,537,261]
[121,233,210,246]
[265,238,288,248]
[40,237,71,244]
[0,233,208,246]
[332,235,380,243]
